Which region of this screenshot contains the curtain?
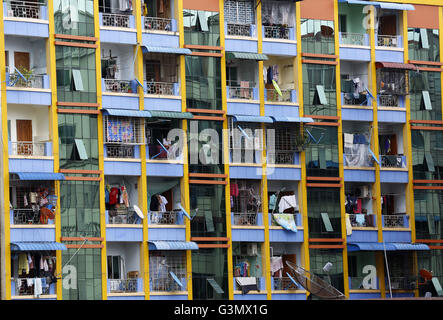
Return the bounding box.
[262,1,295,27]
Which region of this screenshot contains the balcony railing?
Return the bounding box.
[149,211,181,225]
[228,86,255,100]
[227,23,252,37]
[102,13,131,28]
[268,150,296,165]
[108,208,141,224]
[6,1,43,19]
[145,81,175,95]
[272,277,299,290]
[10,141,46,156]
[7,72,45,89]
[265,89,292,103]
[264,26,290,40]
[378,94,400,107]
[377,34,401,48]
[106,145,136,159]
[388,276,417,290]
[144,17,173,32]
[108,278,139,293]
[348,214,377,228]
[14,278,51,296]
[380,155,406,169]
[104,79,135,93]
[12,208,55,225]
[150,276,185,292]
[232,213,258,226]
[382,214,409,228]
[340,32,368,46]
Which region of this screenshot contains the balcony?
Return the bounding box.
[380,155,406,169]
[227,23,254,37]
[265,89,295,103]
[150,277,186,292]
[12,277,55,298]
[377,34,402,48]
[264,26,290,40]
[145,81,178,96]
[4,1,46,20]
[339,32,369,47]
[103,79,138,94]
[107,208,142,225]
[144,16,174,32]
[6,70,48,89]
[228,86,258,101]
[149,210,184,225]
[101,13,134,29]
[348,214,377,228]
[382,214,409,229]
[388,276,418,290]
[9,141,51,157]
[272,277,300,291]
[108,278,143,294]
[232,213,260,226]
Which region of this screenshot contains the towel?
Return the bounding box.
[34,278,42,297]
[269,194,277,211]
[344,133,354,149]
[278,195,297,213]
[345,214,353,235]
[270,257,284,274]
[355,214,366,226]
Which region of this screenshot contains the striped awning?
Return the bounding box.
[15,172,65,181]
[226,52,269,61]
[11,242,67,251]
[232,115,274,123]
[348,242,430,252]
[148,241,199,251]
[375,62,417,70]
[102,108,152,118]
[147,110,194,119]
[338,0,414,10]
[141,46,192,55]
[271,116,314,123]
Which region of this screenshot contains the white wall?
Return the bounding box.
[5,36,47,74]
[101,43,135,80]
[7,104,49,142]
[106,242,141,277]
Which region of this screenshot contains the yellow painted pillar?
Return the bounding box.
[334,0,349,299]
[219,0,234,300]
[0,0,11,300]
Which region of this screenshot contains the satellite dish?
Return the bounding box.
[133,205,144,219]
[285,261,346,300]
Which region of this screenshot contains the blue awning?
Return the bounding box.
[11,242,67,251]
[148,241,199,251]
[232,115,274,123]
[15,172,65,181]
[141,45,192,55]
[102,108,152,118]
[348,242,430,252]
[271,116,314,123]
[338,0,414,10]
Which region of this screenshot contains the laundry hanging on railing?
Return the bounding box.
[272,214,297,233]
[344,133,373,167]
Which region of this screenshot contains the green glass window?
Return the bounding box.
[414,189,443,239]
[58,114,99,170]
[417,251,443,297]
[410,70,442,121]
[309,249,344,296]
[303,64,337,116]
[307,187,342,238]
[347,251,377,290]
[54,0,95,37]
[305,126,339,177]
[56,45,97,103]
[411,130,443,180]
[301,19,335,55]
[408,28,440,62]
[183,10,220,47]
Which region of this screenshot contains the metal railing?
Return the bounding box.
[102,13,131,28]
[264,26,289,40]
[378,94,399,107]
[144,17,173,32]
[150,277,185,292]
[108,279,139,293]
[229,86,255,100]
[149,211,179,225]
[265,89,292,103]
[108,208,140,224]
[377,35,401,48]
[106,145,136,158]
[383,214,408,228]
[10,141,46,156]
[272,277,299,290]
[268,150,296,165]
[381,155,405,169]
[348,214,376,228]
[388,276,417,290]
[104,79,134,93]
[15,278,50,296]
[145,81,175,95]
[13,208,50,225]
[340,32,367,46]
[8,72,44,89]
[232,213,258,226]
[227,23,251,37]
[7,1,43,19]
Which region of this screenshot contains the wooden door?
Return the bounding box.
[282,254,297,288]
[379,15,397,35]
[16,119,33,155]
[146,60,161,82]
[14,52,30,71]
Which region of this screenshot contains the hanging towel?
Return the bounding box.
[34,278,42,297]
[273,214,297,232]
[159,195,168,212]
[230,183,239,197]
[278,195,297,213]
[344,133,354,149]
[235,277,258,294]
[355,214,366,226]
[269,194,277,211]
[26,279,33,286]
[270,256,284,274]
[24,194,28,207]
[122,187,129,207]
[345,214,353,236]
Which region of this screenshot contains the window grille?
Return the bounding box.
[149,251,186,291]
[104,116,144,145]
[224,0,255,25]
[231,179,261,226]
[228,119,263,164]
[269,125,299,165]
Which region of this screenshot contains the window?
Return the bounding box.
[301,19,335,55]
[107,256,123,279]
[183,9,220,47]
[338,14,346,33]
[307,188,342,238]
[408,28,440,62]
[410,70,441,121]
[54,0,95,37]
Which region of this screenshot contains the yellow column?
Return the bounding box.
[256,0,272,300]
[295,1,311,300]
[0,0,11,300]
[176,0,194,300]
[219,0,234,300]
[93,0,108,300]
[334,0,349,299]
